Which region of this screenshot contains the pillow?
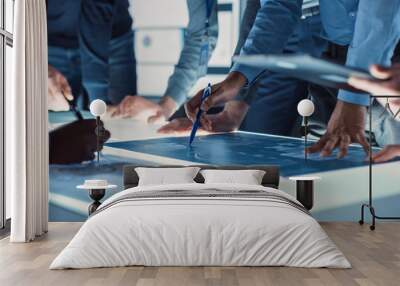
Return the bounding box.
[200,169,266,185]
[135,167,201,186]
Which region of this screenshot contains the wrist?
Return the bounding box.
[224,100,249,125]
[226,72,247,88]
[159,96,178,118]
[337,100,366,112]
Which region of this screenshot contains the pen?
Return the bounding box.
[189,83,212,145]
[61,90,83,121]
[63,93,83,121]
[69,102,84,121]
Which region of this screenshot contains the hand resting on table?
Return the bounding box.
[49,119,110,164]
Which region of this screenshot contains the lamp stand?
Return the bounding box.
[94,116,105,163]
[359,95,400,230]
[304,116,308,162]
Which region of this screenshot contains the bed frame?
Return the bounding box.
[123,165,280,189]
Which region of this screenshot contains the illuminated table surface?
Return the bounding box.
[49,112,400,222]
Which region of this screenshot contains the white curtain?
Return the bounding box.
[8,0,49,242]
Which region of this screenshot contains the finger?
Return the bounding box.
[306,137,328,154]
[337,134,350,158]
[321,137,339,157]
[55,73,73,100]
[201,96,216,112]
[157,123,175,134]
[355,133,370,155]
[371,147,399,163]
[185,90,204,121]
[56,92,70,111]
[60,81,73,101]
[370,65,393,80]
[100,130,111,144]
[200,115,212,131]
[348,77,379,92]
[119,97,133,113]
[88,152,96,161]
[201,87,224,112]
[111,106,122,117]
[148,111,163,124]
[157,120,192,134]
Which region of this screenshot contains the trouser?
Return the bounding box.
[48,30,137,107]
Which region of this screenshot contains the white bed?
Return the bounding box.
[50,182,350,269]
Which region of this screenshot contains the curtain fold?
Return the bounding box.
[8,0,48,242]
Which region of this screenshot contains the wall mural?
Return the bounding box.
[48,0,400,222]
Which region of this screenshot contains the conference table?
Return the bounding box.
[49,112,400,222]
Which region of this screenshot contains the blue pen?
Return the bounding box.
[189,83,212,145]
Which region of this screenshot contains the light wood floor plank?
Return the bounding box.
[0,222,400,286]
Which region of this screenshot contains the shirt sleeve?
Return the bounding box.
[338,0,400,106]
[163,0,218,106]
[230,0,303,84]
[79,0,115,103]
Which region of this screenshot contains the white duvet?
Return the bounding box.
[50,183,350,269]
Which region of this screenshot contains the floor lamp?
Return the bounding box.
[89,100,107,163]
[359,95,400,230]
[297,99,315,161]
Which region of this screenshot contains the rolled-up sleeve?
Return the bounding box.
[164,0,218,106]
[338,0,400,106]
[230,0,303,84]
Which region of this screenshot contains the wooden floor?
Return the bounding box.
[0,222,400,286]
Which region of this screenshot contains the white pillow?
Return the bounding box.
[200,169,266,185]
[135,167,200,186]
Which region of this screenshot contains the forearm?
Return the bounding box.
[230,0,303,83]
[164,0,218,106]
[338,0,400,106]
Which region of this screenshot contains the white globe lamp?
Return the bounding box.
[297,99,315,161]
[89,99,107,117]
[297,99,315,117]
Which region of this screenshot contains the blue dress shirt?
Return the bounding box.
[164,0,218,106]
[231,0,400,106]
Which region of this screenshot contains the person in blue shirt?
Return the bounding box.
[184,0,400,158]
[159,0,326,134]
[47,0,136,111]
[110,0,218,123]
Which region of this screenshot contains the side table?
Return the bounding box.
[289,176,321,211]
[77,180,117,215]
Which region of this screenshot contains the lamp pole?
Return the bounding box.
[297,99,315,162]
[89,100,107,163]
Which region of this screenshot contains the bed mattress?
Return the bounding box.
[50,183,350,269]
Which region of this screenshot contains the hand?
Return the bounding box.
[112,95,175,123]
[200,100,249,132]
[148,96,177,124]
[157,118,193,134]
[349,64,400,96]
[371,145,400,163]
[49,119,111,164]
[105,105,121,119]
[184,72,247,122]
[307,100,369,158]
[48,65,73,111]
[157,101,249,134]
[112,95,161,119]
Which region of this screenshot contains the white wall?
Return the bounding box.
[131,0,240,97]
